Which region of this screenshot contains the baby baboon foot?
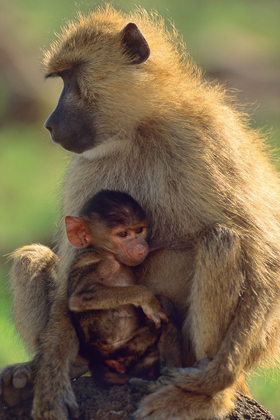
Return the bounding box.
[0,362,33,407]
[70,356,89,379]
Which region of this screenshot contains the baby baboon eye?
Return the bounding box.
[136,227,144,234]
[117,231,128,238]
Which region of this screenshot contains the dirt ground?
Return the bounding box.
[0,376,276,420]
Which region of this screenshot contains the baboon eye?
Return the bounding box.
[65,71,73,79]
[117,231,128,238]
[60,70,73,80]
[136,227,144,234]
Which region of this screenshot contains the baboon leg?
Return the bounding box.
[1,244,87,407]
[185,225,244,361]
[9,244,59,354]
[0,245,58,406]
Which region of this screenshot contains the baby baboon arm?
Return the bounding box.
[69,284,169,328]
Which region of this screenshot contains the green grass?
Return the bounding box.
[249,368,280,417]
[0,265,29,366]
[0,125,67,251]
[0,125,67,367]
[0,124,66,364]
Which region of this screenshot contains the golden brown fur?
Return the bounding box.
[68,249,181,385]
[1,5,280,420]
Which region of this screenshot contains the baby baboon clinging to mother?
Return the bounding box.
[1,4,280,420]
[66,189,182,384]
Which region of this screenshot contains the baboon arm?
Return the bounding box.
[146,225,272,396]
[69,284,168,327]
[155,286,270,398]
[31,301,80,420]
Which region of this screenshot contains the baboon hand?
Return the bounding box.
[0,362,33,407]
[31,404,79,420]
[130,385,196,420]
[31,385,79,420]
[142,299,169,329]
[130,374,172,393]
[130,363,210,393]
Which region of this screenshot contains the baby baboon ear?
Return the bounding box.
[121,22,150,64]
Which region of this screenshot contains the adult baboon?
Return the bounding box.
[1,5,280,420]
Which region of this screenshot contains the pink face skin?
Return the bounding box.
[65,216,149,266]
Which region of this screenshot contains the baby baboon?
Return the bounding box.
[1,5,280,420]
[66,189,182,384]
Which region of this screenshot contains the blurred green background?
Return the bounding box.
[0,0,279,416]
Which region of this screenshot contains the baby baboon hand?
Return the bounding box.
[142,298,169,329]
[0,362,33,407]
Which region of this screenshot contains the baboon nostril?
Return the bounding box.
[45,125,52,133]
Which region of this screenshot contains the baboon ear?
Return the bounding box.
[121,22,150,64]
[65,216,91,248]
